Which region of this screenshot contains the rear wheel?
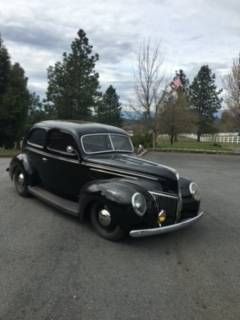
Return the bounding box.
[13,167,29,197]
[90,202,126,241]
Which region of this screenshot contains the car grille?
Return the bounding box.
[149,191,178,225]
[180,196,200,220]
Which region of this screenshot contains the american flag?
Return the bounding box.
[170,77,182,90]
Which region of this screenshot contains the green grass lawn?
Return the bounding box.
[1,141,240,157]
[0,148,19,157]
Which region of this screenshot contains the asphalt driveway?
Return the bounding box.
[0,153,240,320]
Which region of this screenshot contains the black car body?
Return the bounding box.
[8,120,204,240]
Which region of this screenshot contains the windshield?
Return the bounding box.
[81,134,134,154]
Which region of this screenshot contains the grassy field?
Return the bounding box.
[0,149,19,157]
[0,141,240,157]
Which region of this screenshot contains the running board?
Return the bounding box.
[28,186,79,216]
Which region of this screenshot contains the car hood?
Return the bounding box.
[84,153,179,194]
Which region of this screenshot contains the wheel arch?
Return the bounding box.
[78,178,152,223]
[10,153,34,184]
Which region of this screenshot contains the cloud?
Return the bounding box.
[89,27,137,64]
[0,23,68,50]
[0,0,239,104]
[187,35,203,42]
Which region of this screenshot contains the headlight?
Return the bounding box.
[189,182,201,201]
[131,192,147,216]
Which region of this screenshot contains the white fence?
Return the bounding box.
[159,133,240,144]
[201,135,240,144]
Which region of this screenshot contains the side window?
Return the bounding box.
[47,130,77,154]
[27,128,46,148]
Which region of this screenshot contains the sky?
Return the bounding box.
[0,0,239,106]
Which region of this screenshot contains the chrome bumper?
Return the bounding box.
[129,211,204,238]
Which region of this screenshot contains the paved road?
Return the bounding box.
[0,153,240,320]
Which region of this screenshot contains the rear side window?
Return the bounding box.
[28,128,46,148]
[47,130,77,153]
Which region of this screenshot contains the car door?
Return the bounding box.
[25,127,48,185]
[43,129,86,199]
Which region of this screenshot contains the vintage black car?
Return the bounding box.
[8,120,204,240]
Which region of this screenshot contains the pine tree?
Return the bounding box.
[0,36,31,148]
[178,69,189,92]
[0,35,10,97]
[0,36,11,147]
[46,29,100,120]
[190,65,222,141]
[0,63,30,148]
[97,85,122,126]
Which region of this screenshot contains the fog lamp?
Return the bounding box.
[158,210,167,225]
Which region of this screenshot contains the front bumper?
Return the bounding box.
[129,211,204,238]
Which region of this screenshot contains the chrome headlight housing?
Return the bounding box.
[131,192,147,216]
[189,182,201,201]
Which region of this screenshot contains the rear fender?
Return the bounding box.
[9,153,34,184]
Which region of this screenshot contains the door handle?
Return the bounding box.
[42,157,48,162]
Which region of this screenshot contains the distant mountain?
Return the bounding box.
[121,111,142,120]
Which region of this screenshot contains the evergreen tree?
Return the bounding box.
[178,69,189,92]
[0,35,10,97]
[46,29,100,120]
[190,65,222,141]
[0,63,30,148]
[97,85,122,126]
[0,36,11,147]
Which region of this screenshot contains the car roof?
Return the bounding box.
[33,120,128,136]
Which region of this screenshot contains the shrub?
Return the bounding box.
[212,142,222,148]
[132,132,152,148]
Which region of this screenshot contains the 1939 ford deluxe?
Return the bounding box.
[8,121,204,241]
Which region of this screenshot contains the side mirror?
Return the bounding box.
[66,145,76,154]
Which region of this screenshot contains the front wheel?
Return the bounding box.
[13,166,29,197]
[90,202,126,241]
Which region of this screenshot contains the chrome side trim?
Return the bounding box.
[27,141,44,149]
[47,147,76,157]
[149,191,178,200]
[89,168,137,180]
[83,162,158,181]
[129,211,204,238]
[25,146,79,164]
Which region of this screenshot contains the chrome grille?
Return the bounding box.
[149,191,178,225]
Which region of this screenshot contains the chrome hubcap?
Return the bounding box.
[18,173,25,185]
[98,208,111,227]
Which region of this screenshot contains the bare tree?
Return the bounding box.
[224,55,240,128]
[158,91,196,144]
[133,40,168,147]
[219,109,237,132]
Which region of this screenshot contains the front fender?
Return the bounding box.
[9,153,34,184]
[79,179,155,228]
